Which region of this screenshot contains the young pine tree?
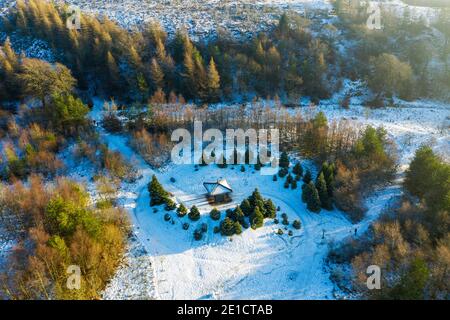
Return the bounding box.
[249,188,264,209]
[321,162,335,197]
[209,208,221,221]
[287,174,293,184]
[279,152,290,169]
[221,217,236,236]
[291,180,298,190]
[240,199,252,217]
[234,206,245,224]
[177,203,188,217]
[316,172,332,210]
[148,175,169,206]
[264,199,276,219]
[303,169,312,184]
[251,207,265,229]
[303,181,321,213]
[150,58,165,90]
[293,162,303,176]
[234,221,242,235]
[207,57,220,101]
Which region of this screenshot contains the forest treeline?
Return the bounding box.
[1,0,449,107]
[0,0,335,104]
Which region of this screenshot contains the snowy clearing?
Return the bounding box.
[89,91,449,300]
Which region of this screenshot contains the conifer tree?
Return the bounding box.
[182,44,195,96]
[287,174,293,184]
[249,188,264,211]
[3,38,17,67]
[293,220,301,230]
[150,58,164,90]
[106,51,120,91]
[207,57,220,101]
[220,217,236,236]
[277,13,290,38]
[293,162,303,176]
[279,152,290,169]
[240,199,252,217]
[148,175,169,206]
[210,208,221,221]
[155,37,168,63]
[278,167,288,178]
[321,162,335,197]
[193,229,203,241]
[177,204,188,217]
[303,169,312,184]
[390,258,429,300]
[234,221,242,235]
[405,146,440,199]
[301,184,307,203]
[234,206,245,225]
[264,199,276,219]
[303,182,321,213]
[316,172,332,210]
[136,73,150,102]
[51,94,89,132]
[165,198,177,211]
[291,180,298,190]
[250,206,264,229]
[188,205,201,221]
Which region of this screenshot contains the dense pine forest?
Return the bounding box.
[1,0,450,106]
[0,0,335,103]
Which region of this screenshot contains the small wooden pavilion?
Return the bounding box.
[203,179,233,204]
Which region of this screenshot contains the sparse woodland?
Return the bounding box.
[328,147,449,299]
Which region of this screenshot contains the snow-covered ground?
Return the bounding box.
[0,0,447,301]
[0,236,15,272]
[0,82,446,301]
[102,234,158,300]
[42,0,439,39]
[0,32,57,62]
[0,0,443,40]
[88,88,448,299]
[55,0,332,40]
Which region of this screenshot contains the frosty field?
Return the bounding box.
[0,0,436,39]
